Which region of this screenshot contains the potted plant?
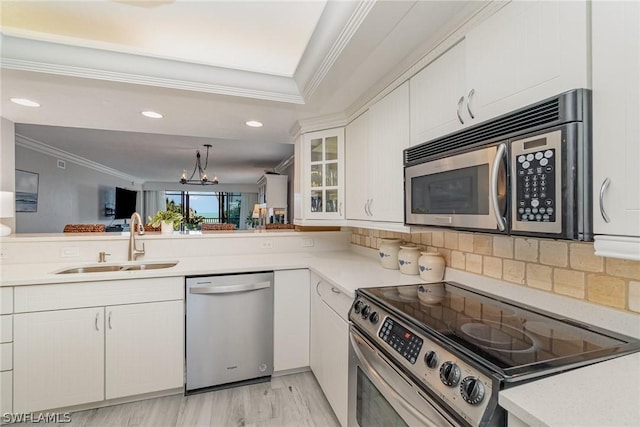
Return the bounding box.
[148,210,183,234]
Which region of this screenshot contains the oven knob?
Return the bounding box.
[439,362,461,387]
[361,305,371,318]
[460,376,485,405]
[424,351,438,369]
[354,301,363,314]
[369,312,379,324]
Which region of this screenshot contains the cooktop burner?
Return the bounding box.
[361,282,640,377]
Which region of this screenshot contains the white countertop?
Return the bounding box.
[1,244,639,426]
[499,352,640,427]
[0,247,424,297]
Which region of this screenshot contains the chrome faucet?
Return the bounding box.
[128,212,145,261]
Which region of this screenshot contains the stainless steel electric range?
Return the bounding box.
[347,282,640,427]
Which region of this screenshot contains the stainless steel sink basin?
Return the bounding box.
[56,261,178,274]
[120,262,178,271]
[57,265,125,274]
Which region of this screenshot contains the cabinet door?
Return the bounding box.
[273,270,310,372]
[303,128,345,220]
[345,111,370,221]
[592,1,640,238]
[13,308,104,412]
[105,300,183,399]
[466,1,588,123]
[368,81,410,223]
[410,41,466,145]
[309,277,349,427]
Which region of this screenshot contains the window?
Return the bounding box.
[164,191,243,228]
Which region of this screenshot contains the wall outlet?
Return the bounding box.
[302,238,314,247]
[61,247,80,258]
[261,240,273,249]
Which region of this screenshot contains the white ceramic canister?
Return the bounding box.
[378,238,402,269]
[398,245,420,275]
[418,252,446,282]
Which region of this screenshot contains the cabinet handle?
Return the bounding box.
[369,199,373,216]
[316,281,323,297]
[466,89,476,119]
[364,199,370,216]
[599,178,611,223]
[95,312,100,331]
[457,96,465,124]
[330,287,341,294]
[108,311,112,329]
[339,202,343,216]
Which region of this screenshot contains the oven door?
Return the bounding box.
[405,143,508,232]
[348,326,459,427]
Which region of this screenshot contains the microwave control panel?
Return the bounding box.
[515,149,556,222]
[511,129,563,234]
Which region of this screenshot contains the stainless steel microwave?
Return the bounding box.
[404,89,592,241]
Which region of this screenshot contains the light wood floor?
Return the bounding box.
[12,372,340,427]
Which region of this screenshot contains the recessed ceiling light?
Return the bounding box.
[246,120,263,128]
[11,98,40,107]
[141,111,163,119]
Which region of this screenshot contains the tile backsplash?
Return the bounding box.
[350,228,640,314]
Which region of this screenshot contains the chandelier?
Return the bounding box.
[180,144,219,185]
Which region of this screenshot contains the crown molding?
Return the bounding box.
[301,0,376,101]
[274,155,295,174]
[295,113,348,134]
[0,34,305,104]
[15,133,143,184]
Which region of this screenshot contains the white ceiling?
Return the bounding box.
[0,0,486,185]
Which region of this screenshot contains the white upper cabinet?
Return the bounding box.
[465,1,588,123]
[410,1,588,146]
[297,128,345,222]
[345,111,370,221]
[592,1,640,253]
[410,40,466,146]
[346,82,410,226]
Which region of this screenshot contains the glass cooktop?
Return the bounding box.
[361,282,640,377]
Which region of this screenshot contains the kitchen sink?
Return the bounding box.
[56,261,178,274]
[120,262,179,271]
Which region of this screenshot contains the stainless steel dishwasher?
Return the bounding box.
[185,271,274,393]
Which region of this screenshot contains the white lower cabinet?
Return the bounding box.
[12,278,184,413]
[310,274,352,427]
[105,301,183,399]
[14,307,105,412]
[273,269,310,372]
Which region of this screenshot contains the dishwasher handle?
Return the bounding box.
[189,281,271,295]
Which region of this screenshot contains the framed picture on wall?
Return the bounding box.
[15,169,39,212]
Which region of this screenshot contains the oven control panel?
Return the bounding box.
[350,296,494,427]
[378,318,423,364]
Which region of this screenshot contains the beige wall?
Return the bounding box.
[351,227,640,314]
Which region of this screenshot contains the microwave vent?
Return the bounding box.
[405,97,561,165]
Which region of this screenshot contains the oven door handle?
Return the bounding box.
[349,332,443,427]
[491,143,507,231]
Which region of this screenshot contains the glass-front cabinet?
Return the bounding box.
[302,128,345,220]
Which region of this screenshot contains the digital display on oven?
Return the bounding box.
[378,318,423,364]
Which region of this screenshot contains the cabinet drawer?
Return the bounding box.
[14,277,183,313]
[0,316,12,343]
[0,343,11,371]
[315,280,353,322]
[0,288,12,314]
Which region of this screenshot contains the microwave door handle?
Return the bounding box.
[349,332,443,427]
[491,143,507,231]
